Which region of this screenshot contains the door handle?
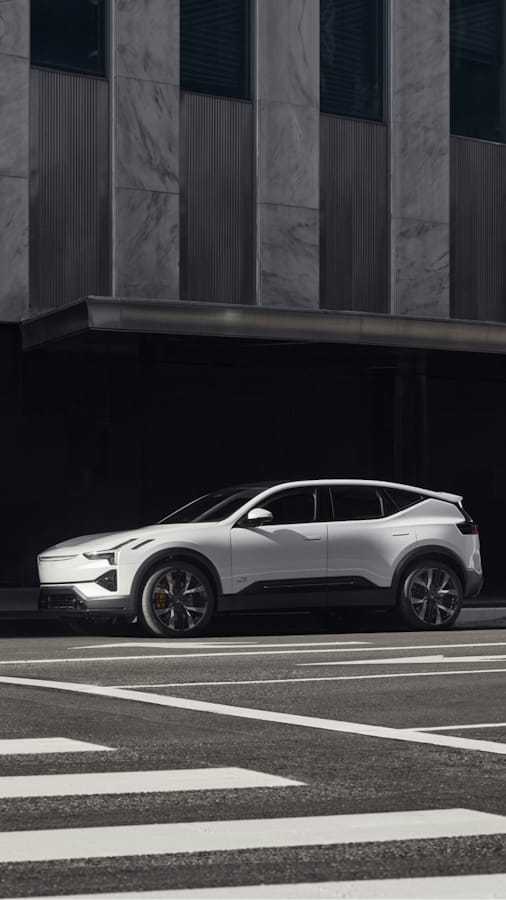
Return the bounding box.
[303,536,322,541]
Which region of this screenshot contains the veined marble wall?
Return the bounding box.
[0,0,29,320]
[113,0,179,299]
[255,0,319,308]
[390,0,450,318]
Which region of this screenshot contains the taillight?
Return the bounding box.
[457,522,479,535]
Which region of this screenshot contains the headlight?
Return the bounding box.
[84,551,117,565]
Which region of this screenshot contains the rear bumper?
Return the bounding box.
[39,587,134,617]
[463,570,484,599]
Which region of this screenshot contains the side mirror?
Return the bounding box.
[246,507,273,527]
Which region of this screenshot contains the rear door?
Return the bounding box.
[230,486,328,608]
[326,485,417,607]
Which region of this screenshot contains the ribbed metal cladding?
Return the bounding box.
[30,68,110,311]
[181,92,254,304]
[320,115,388,312]
[451,135,506,322]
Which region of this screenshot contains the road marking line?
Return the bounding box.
[112,667,506,688]
[0,738,113,755]
[74,641,368,650]
[5,641,506,666]
[299,653,506,667]
[412,722,506,733]
[0,767,302,799]
[2,675,506,755]
[18,872,506,899]
[0,809,504,863]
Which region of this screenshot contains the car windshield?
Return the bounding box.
[158,487,261,524]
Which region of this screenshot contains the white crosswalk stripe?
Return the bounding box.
[0,767,303,798]
[0,808,505,863]
[0,737,113,754]
[15,872,506,899]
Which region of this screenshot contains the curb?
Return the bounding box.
[457,607,506,629]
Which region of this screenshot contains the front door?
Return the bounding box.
[230,487,327,608]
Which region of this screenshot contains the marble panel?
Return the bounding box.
[115,0,179,85]
[257,100,318,209]
[0,176,28,320]
[0,0,28,57]
[114,188,179,300]
[256,0,319,108]
[259,203,318,308]
[0,52,28,177]
[391,0,449,126]
[391,115,449,224]
[391,218,449,318]
[115,76,178,193]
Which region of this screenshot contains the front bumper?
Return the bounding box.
[39,586,134,617]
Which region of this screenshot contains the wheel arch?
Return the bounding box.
[131,548,223,610]
[392,546,466,604]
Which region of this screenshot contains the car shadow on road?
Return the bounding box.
[0,609,407,639]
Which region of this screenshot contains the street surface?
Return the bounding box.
[1,612,506,899]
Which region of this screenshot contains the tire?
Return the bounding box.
[138,559,215,638]
[397,558,463,630]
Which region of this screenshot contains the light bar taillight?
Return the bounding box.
[457,522,479,535]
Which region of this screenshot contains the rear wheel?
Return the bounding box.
[397,559,463,630]
[138,560,215,638]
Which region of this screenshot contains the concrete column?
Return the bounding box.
[255,0,319,308]
[0,0,29,320]
[390,0,450,317]
[113,0,179,300]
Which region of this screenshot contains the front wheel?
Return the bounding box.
[138,560,215,638]
[397,559,463,630]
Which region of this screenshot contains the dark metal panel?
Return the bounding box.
[181,92,254,305]
[30,68,110,311]
[320,115,388,313]
[451,135,506,322]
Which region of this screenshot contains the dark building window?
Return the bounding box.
[320,0,384,121]
[181,0,251,100]
[31,0,107,77]
[451,0,505,142]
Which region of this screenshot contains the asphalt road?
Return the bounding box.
[1,611,506,899]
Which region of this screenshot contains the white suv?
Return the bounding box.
[38,479,483,636]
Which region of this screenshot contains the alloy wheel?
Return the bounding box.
[406,566,460,626]
[150,567,209,633]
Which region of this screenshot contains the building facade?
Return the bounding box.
[1,0,506,596]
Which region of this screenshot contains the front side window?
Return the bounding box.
[330,486,384,521]
[451,0,505,142]
[260,489,317,526]
[181,0,251,100]
[159,488,259,524]
[31,0,107,76]
[320,0,384,121]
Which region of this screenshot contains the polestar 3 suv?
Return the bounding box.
[38,479,483,637]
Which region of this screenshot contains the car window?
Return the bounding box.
[383,488,424,511]
[330,486,384,521]
[159,488,258,523]
[261,489,317,525]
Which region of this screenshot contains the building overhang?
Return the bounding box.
[20,295,506,355]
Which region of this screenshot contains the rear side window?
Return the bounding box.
[384,488,424,512]
[330,486,384,521]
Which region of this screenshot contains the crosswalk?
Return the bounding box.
[2,735,506,899]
